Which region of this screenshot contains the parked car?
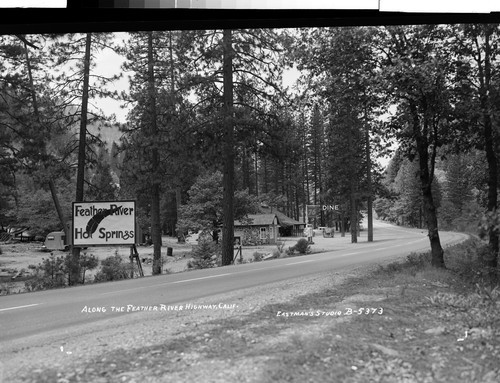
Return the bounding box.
[323,227,334,238]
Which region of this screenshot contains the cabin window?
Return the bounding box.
[260,227,267,239]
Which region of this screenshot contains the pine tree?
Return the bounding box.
[186,28,287,265]
[119,31,197,274]
[44,32,121,283]
[292,27,379,242]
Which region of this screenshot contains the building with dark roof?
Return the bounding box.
[259,206,306,237]
[234,214,280,245]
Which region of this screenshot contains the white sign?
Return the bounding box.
[72,201,136,246]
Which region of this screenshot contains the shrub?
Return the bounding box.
[477,244,496,265]
[0,282,15,295]
[94,254,132,282]
[294,238,310,254]
[187,239,220,269]
[253,251,263,262]
[406,252,431,268]
[25,253,67,291]
[446,238,500,287]
[80,253,99,284]
[276,240,285,253]
[376,261,404,275]
[236,256,248,264]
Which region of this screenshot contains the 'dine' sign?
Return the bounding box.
[72,200,136,246]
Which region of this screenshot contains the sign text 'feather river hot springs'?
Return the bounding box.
[72,201,136,246]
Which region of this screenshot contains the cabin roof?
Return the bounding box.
[259,206,304,227]
[234,214,279,226]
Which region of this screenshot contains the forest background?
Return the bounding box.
[1,24,500,283]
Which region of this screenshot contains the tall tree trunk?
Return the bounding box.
[242,147,250,190]
[304,125,310,207]
[293,185,300,221]
[254,150,259,197]
[347,122,357,243]
[280,162,286,211]
[349,192,357,243]
[478,26,499,267]
[301,119,307,223]
[340,209,345,237]
[221,29,234,266]
[70,33,92,284]
[176,187,182,241]
[148,32,162,275]
[483,110,498,267]
[288,188,292,218]
[263,156,268,194]
[75,34,91,204]
[364,116,373,242]
[168,31,183,244]
[274,160,280,194]
[318,149,324,226]
[412,103,444,268]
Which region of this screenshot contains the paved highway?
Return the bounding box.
[0,222,468,344]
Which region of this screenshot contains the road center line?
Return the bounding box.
[170,273,232,284]
[0,303,40,312]
[372,238,426,252]
[285,260,317,265]
[341,252,361,257]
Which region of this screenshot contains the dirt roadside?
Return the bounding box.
[0,233,353,293]
[2,241,499,383]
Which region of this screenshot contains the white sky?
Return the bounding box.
[93,33,129,123]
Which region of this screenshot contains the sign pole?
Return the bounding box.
[129,246,134,279]
[130,245,144,277]
[232,236,242,264]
